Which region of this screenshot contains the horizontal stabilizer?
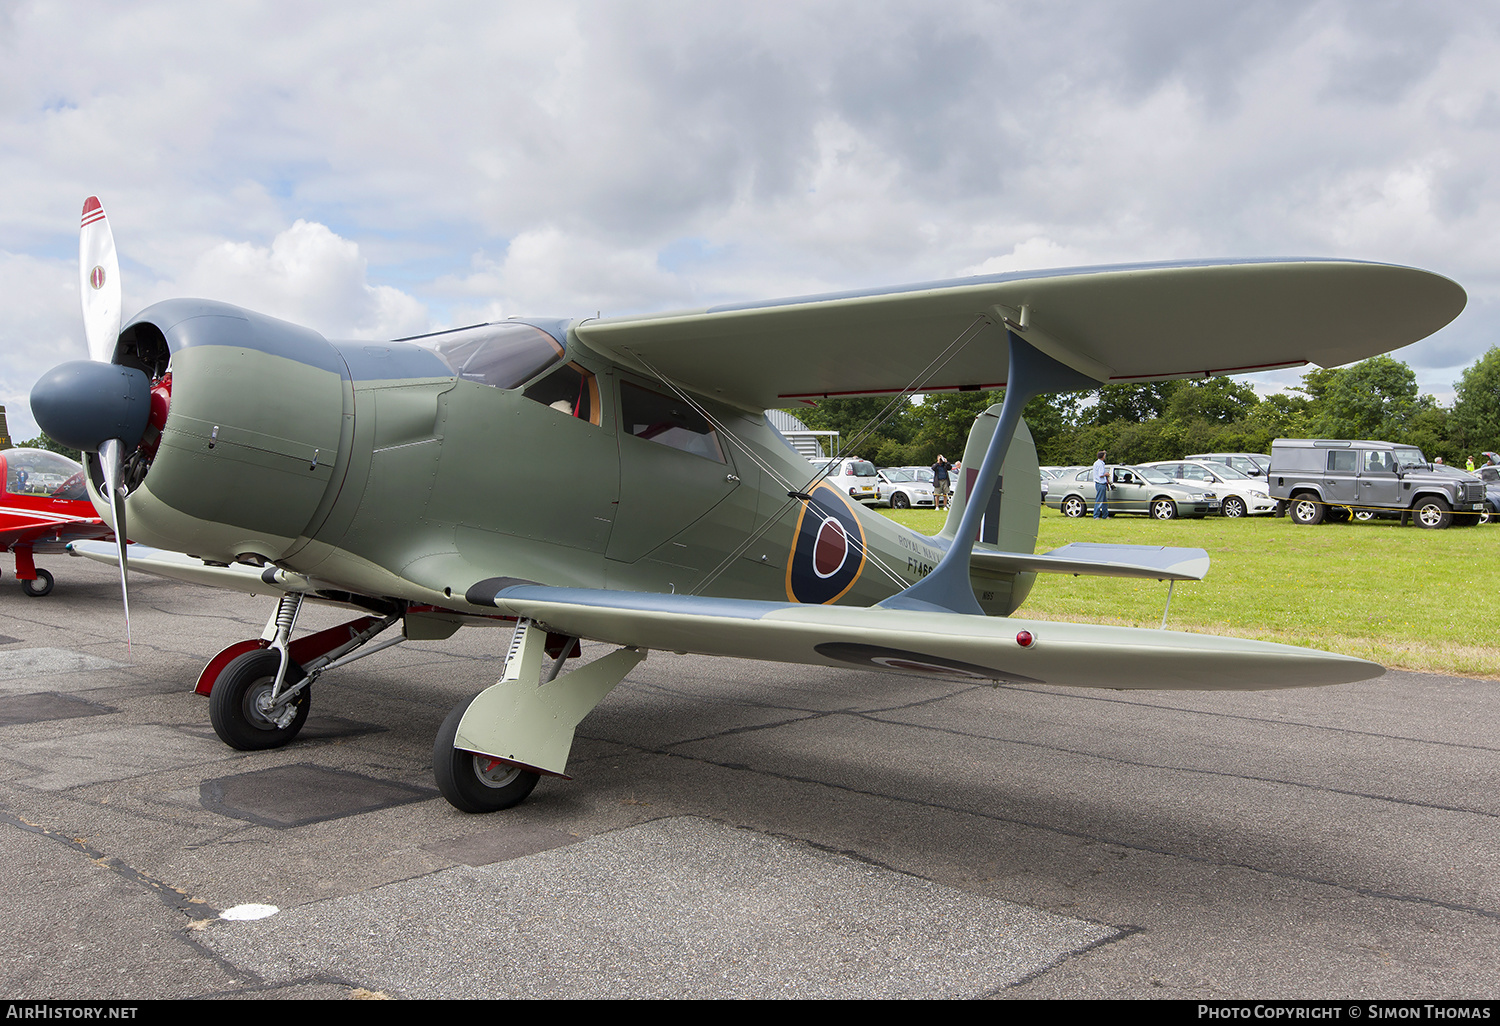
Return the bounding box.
[486,585,1379,691]
[69,540,312,595]
[973,542,1210,581]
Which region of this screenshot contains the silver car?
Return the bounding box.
[1143,460,1276,518]
[876,468,936,509]
[1045,465,1220,519]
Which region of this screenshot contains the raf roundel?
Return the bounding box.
[786,483,866,604]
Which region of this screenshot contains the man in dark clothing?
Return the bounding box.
[932,456,951,509]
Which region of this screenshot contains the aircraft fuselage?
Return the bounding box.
[99,299,1039,619]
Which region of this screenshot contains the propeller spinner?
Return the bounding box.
[30,197,145,644]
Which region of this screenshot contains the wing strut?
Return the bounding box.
[879,331,1101,615]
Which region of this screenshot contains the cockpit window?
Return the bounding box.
[523,363,601,425]
[425,322,565,390]
[5,449,87,500]
[620,382,725,462]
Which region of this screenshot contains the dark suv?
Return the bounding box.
[1267,439,1487,529]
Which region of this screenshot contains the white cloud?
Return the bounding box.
[434,228,688,320]
[164,220,429,340]
[0,252,86,442]
[0,0,1495,424]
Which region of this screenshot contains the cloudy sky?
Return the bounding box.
[1,0,1495,440]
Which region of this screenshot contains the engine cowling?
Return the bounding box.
[93,299,350,565]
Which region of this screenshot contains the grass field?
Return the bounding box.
[882,506,1500,678]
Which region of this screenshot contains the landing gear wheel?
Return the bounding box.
[1151,498,1178,520]
[434,700,540,813]
[21,569,53,597]
[891,492,910,510]
[1414,497,1452,529]
[208,650,310,750]
[1291,495,1325,525]
[1061,496,1086,518]
[1222,496,1247,518]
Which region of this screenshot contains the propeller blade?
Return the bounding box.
[79,196,121,364]
[99,438,131,648]
[81,197,131,648]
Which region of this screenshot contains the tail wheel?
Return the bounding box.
[433,700,540,813]
[20,569,54,597]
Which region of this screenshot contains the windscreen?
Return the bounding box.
[5,449,87,499]
[424,322,565,390]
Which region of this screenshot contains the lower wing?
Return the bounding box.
[486,585,1379,691]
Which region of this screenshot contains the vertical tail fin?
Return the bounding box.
[937,404,1040,556]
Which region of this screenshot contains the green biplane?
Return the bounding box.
[33,198,1465,812]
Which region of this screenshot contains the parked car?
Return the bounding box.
[816,457,881,504]
[1143,460,1277,517]
[1045,465,1220,519]
[1476,464,1500,523]
[1267,439,1487,529]
[1431,463,1499,525]
[1186,452,1270,477]
[875,468,936,509]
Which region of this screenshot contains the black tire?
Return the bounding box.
[1290,494,1325,525]
[208,650,310,750]
[891,492,910,510]
[1222,496,1247,518]
[1326,506,1351,523]
[1151,498,1178,520]
[21,569,54,597]
[1061,496,1086,518]
[434,700,540,813]
[1413,496,1452,529]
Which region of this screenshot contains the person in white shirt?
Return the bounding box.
[1092,451,1110,519]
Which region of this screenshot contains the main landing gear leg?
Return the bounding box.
[15,548,53,597]
[200,599,403,750]
[435,619,645,813]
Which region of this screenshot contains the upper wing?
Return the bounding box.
[574,259,1465,410]
[486,585,1379,691]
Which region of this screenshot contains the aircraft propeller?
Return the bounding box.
[31,197,149,645]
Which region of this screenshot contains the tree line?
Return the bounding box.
[785,347,1500,469]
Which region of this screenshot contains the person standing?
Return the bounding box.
[932,455,951,509]
[1092,451,1110,518]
